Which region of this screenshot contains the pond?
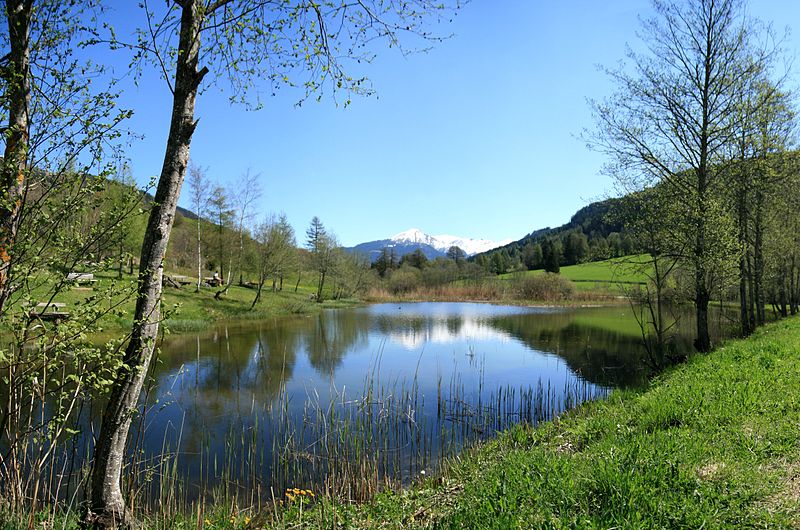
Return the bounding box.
[104,301,733,504]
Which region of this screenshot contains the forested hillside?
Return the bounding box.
[473,196,636,273]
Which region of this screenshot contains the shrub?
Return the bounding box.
[512,273,575,301]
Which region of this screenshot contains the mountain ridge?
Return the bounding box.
[345,228,512,262]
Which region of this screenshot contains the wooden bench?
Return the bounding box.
[29,302,70,322]
[203,277,223,287]
[171,275,193,285]
[66,272,96,285]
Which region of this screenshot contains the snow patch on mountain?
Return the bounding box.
[389,228,511,256]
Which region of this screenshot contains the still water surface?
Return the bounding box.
[129,302,730,500]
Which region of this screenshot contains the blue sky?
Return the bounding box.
[105,1,800,247]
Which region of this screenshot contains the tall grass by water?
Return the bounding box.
[0,350,607,528]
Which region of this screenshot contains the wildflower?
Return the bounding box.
[244,516,251,524]
[286,492,296,501]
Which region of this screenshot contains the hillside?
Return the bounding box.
[473,196,637,273]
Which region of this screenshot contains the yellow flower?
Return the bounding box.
[286,492,295,501]
[293,487,301,494]
[244,516,251,524]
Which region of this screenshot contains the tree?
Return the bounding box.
[374,247,399,278]
[306,216,336,302]
[89,1,460,524]
[400,248,429,269]
[446,245,467,265]
[523,242,543,270]
[206,185,234,278]
[564,231,589,264]
[619,187,683,368]
[542,239,561,274]
[187,162,208,291]
[251,213,296,308]
[590,0,775,352]
[729,77,794,334]
[0,0,132,513]
[215,169,260,299]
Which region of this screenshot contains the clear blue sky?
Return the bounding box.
[106,1,800,247]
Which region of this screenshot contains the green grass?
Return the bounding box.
[265,315,800,528]
[14,270,360,336]
[501,256,652,293]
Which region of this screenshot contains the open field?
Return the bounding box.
[501,256,652,293]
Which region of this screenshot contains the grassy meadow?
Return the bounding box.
[18,269,360,336]
[500,256,651,293]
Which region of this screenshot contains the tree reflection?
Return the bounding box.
[305,311,370,375]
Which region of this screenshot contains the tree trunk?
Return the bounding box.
[117,239,125,280]
[196,216,202,292]
[316,269,326,302]
[694,195,711,353]
[250,270,263,310]
[695,281,711,353]
[88,3,207,527]
[746,251,756,333]
[753,193,765,326]
[0,0,32,316]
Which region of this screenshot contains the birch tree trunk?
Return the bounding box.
[0,0,32,316]
[88,2,207,527]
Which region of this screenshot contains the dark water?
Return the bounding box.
[111,302,733,502]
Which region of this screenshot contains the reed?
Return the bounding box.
[0,349,608,527]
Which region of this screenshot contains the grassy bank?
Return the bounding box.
[260,315,800,528]
[24,270,361,335]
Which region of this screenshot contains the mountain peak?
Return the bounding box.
[389,228,509,256]
[346,228,510,262]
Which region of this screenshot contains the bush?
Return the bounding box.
[511,273,575,301]
[387,266,422,294]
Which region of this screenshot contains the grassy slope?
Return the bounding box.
[30,270,358,335]
[272,316,800,528]
[501,256,650,291]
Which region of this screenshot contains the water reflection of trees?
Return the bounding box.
[488,305,736,388]
[488,314,652,387]
[305,310,370,375]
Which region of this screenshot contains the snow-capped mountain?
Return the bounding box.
[346,228,512,262]
[389,228,511,256]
